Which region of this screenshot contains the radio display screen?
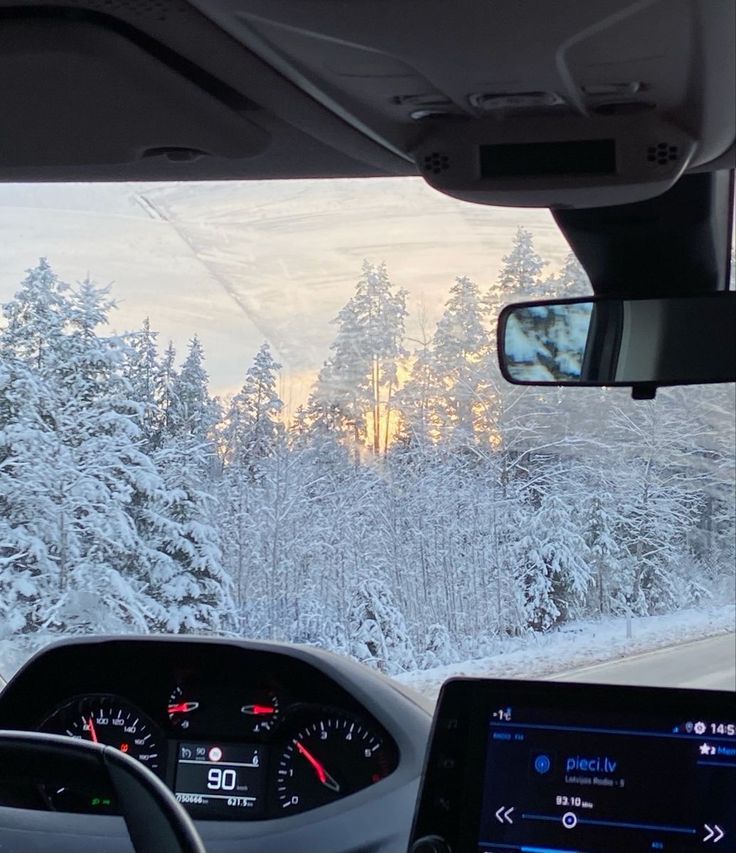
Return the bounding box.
[174,742,266,818]
[477,701,735,852]
[408,680,735,853]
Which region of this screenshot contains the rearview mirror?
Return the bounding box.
[498,292,736,392]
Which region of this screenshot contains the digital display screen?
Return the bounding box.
[479,140,616,178]
[174,742,266,818]
[477,706,735,852]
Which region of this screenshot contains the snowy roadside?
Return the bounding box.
[395,605,736,702]
[2,606,733,694]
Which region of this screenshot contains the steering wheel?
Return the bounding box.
[0,730,205,853]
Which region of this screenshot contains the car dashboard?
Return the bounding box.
[0,636,432,853]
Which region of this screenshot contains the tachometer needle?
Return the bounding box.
[294,740,340,792]
[85,716,99,744]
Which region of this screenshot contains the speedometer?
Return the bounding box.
[276,712,396,814]
[40,694,164,775]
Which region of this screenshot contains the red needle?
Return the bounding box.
[168,702,199,714]
[294,741,341,793]
[240,704,275,716]
[86,716,99,744]
[295,740,327,783]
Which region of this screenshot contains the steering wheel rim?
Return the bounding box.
[0,730,205,853]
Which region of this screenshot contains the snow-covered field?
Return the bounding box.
[396,605,736,701]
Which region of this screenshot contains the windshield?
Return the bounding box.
[0,179,733,694]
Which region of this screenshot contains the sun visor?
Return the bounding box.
[0,15,270,168]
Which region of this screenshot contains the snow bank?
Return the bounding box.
[396,605,736,702]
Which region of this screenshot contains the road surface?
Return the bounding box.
[551,633,735,690]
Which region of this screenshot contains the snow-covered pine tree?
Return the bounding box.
[346,576,416,674]
[218,343,286,630]
[0,265,170,638]
[158,341,178,438]
[310,260,406,456]
[167,336,218,442]
[221,342,283,470]
[123,318,163,448]
[420,623,455,669]
[496,227,548,301]
[152,336,234,633]
[427,276,493,451]
[550,252,590,297]
[394,344,435,456]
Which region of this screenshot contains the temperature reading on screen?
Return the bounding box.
[492,707,512,722]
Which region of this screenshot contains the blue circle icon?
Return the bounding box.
[534,754,551,774]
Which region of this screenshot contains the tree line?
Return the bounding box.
[1,229,733,674]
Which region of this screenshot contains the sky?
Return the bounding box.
[0,178,573,409]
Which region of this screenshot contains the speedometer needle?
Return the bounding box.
[294,740,340,793]
[85,716,99,744]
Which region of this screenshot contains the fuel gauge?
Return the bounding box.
[167,686,200,730]
[241,690,280,733]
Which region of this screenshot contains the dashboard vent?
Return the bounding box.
[646,142,679,166]
[422,152,450,174]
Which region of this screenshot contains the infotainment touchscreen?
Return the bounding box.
[408,679,735,853]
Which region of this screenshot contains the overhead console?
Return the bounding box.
[409,679,736,852]
[414,113,696,208]
[195,0,736,207]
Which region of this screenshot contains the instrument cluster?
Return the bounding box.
[1,640,400,821]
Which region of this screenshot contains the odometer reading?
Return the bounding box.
[277,713,395,814]
[174,742,266,818]
[41,694,163,774]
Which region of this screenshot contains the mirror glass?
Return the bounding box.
[498,292,736,387]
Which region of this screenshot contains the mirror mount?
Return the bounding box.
[631,383,658,401]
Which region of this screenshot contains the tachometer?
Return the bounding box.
[276,712,396,814]
[40,694,164,775]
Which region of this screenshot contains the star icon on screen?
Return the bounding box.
[699,743,711,755]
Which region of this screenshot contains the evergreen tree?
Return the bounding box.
[426,276,494,450]
[421,623,455,669]
[123,318,163,447]
[158,341,178,438]
[0,265,167,636]
[311,261,406,455]
[168,336,217,441]
[347,576,416,674]
[496,227,548,300]
[219,343,285,625]
[394,344,434,453]
[151,336,234,633]
[222,343,283,469]
[546,252,590,297]
[0,258,68,369]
